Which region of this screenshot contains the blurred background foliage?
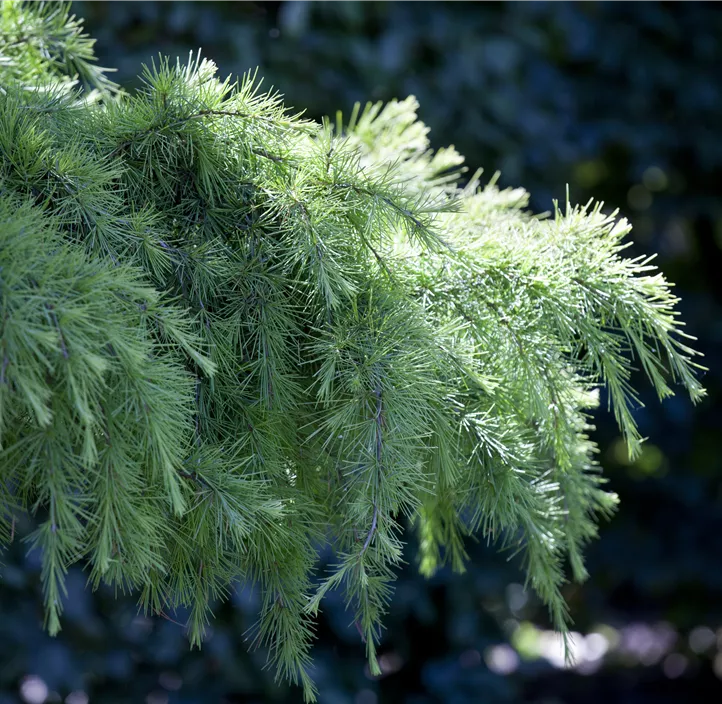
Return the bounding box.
[2,2,722,703]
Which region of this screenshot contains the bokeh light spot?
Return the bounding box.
[663,653,687,679]
[20,676,48,704]
[484,644,520,675]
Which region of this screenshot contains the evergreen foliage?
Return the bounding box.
[0,3,704,699]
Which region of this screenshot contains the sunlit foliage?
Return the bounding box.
[0,3,704,700]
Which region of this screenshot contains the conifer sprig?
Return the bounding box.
[0,3,704,699]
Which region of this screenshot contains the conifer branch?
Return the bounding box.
[0,4,705,700]
[362,383,384,555]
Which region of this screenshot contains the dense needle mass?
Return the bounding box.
[0,2,704,699]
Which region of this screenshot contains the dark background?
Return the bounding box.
[2,2,721,703]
